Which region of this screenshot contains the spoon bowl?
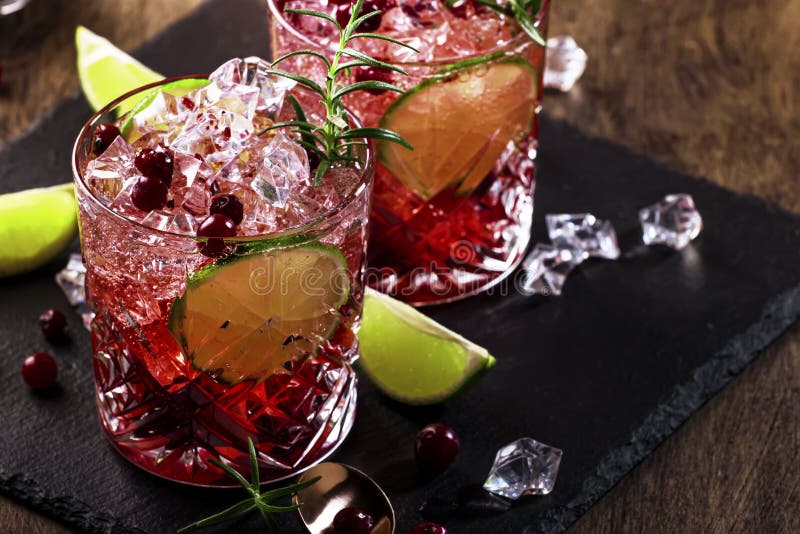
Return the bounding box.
[293,462,395,534]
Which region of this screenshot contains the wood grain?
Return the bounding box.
[0,0,797,532]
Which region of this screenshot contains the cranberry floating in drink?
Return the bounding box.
[270,0,551,303]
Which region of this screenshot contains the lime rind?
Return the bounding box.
[358,288,496,405]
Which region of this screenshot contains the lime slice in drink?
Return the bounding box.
[0,184,77,277]
[76,25,163,113]
[358,289,496,405]
[378,58,538,200]
[168,243,350,384]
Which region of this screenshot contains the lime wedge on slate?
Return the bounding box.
[168,243,350,384]
[358,288,495,405]
[378,57,538,200]
[76,25,163,113]
[0,184,77,277]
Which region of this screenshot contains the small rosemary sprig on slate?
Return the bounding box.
[177,438,320,533]
[447,0,546,46]
[264,0,417,185]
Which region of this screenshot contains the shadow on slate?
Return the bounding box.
[1,0,799,533]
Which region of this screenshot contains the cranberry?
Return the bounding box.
[209,194,244,225]
[92,123,120,155]
[198,214,237,257]
[198,213,237,238]
[39,309,67,339]
[357,0,387,32]
[134,147,174,186]
[131,175,168,212]
[22,352,57,389]
[354,66,393,95]
[332,507,374,534]
[412,522,449,534]
[415,423,460,471]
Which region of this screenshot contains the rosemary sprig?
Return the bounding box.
[264,0,417,185]
[447,0,546,46]
[177,438,321,533]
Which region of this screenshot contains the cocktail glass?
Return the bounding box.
[269,0,550,304]
[72,75,373,486]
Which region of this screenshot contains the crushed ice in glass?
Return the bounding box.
[483,437,563,500]
[85,56,364,237]
[55,253,93,329]
[639,194,703,250]
[546,213,620,260]
[544,36,588,92]
[519,243,582,296]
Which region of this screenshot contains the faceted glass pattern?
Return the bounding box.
[639,193,703,250]
[483,437,563,499]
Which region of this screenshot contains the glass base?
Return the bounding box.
[91,310,357,487]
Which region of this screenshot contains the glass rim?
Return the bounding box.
[266,0,550,68]
[72,74,375,243]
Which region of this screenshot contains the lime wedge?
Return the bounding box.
[76,25,163,113]
[169,243,350,384]
[378,58,538,200]
[358,289,495,405]
[0,184,77,277]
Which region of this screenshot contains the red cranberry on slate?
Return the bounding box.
[412,522,449,534]
[39,308,67,339]
[332,507,374,534]
[415,423,460,471]
[22,352,58,389]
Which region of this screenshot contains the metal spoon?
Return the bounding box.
[293,462,395,534]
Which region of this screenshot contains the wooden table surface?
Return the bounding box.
[1,0,798,532]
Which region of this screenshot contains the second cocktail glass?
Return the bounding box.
[269,0,550,304]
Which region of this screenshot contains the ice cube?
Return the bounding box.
[483,437,563,499]
[170,107,254,169]
[544,36,588,92]
[639,193,703,250]
[545,213,620,260]
[84,136,133,201]
[209,57,294,119]
[518,243,582,296]
[131,91,182,142]
[55,254,94,330]
[251,132,310,209]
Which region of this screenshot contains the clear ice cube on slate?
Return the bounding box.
[639,193,703,250]
[55,254,94,329]
[546,213,620,260]
[519,243,582,296]
[483,437,563,500]
[544,36,588,92]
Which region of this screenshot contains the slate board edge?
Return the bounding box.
[524,282,800,533]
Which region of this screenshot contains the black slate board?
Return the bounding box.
[1,0,799,532]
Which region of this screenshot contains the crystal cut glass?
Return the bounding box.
[519,243,582,296]
[546,213,620,260]
[483,437,563,499]
[544,36,588,92]
[639,193,703,250]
